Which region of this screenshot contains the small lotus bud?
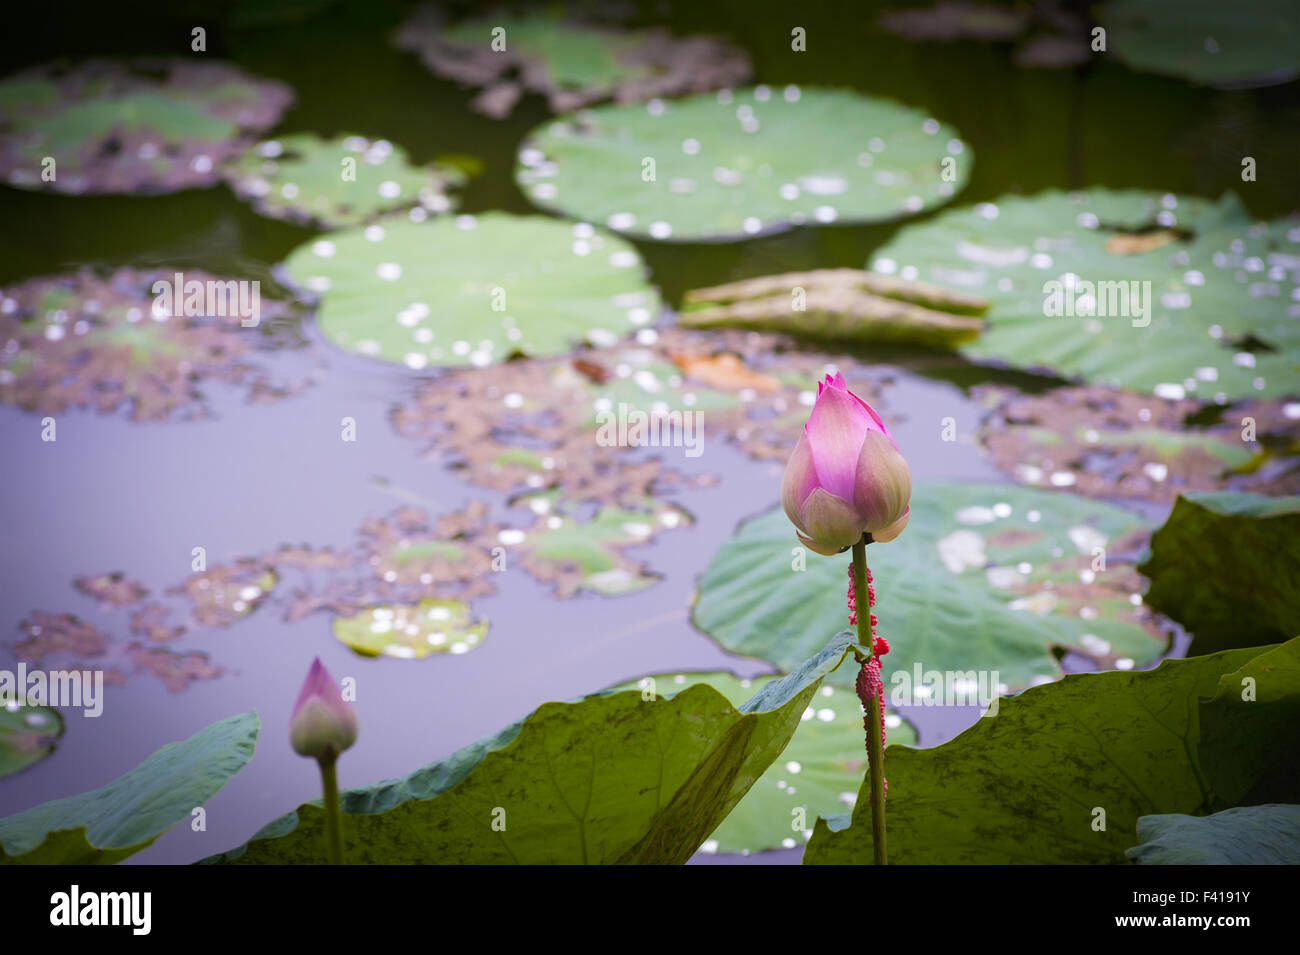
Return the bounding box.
[289,657,358,761]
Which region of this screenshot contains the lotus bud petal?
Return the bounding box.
[290,657,358,762]
[782,373,912,551]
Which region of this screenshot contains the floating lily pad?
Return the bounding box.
[224,134,465,229]
[870,189,1300,400]
[1103,0,1300,88]
[0,60,291,194]
[1128,805,1300,865]
[333,599,487,659]
[516,87,971,242]
[283,213,660,369]
[0,268,310,421]
[0,711,259,864]
[804,638,1297,864]
[205,632,853,864]
[681,267,988,347]
[611,671,915,854]
[393,7,750,118]
[977,385,1300,502]
[1138,492,1300,655]
[0,701,64,779]
[505,495,691,597]
[694,482,1165,693]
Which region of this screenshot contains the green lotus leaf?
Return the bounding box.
[804,640,1294,864]
[224,133,465,228]
[869,189,1299,399]
[1138,492,1300,654]
[0,700,64,779]
[694,481,1164,694]
[281,212,661,368]
[516,87,970,241]
[1104,0,1300,88]
[609,671,916,854]
[0,712,259,864]
[204,632,855,864]
[333,598,487,659]
[1127,804,1300,864]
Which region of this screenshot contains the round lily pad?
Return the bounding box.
[393,6,751,118]
[223,134,465,229]
[282,212,661,368]
[515,86,971,242]
[693,482,1166,693]
[0,700,65,779]
[870,189,1300,400]
[1103,0,1300,88]
[612,672,915,855]
[0,59,291,194]
[333,599,487,659]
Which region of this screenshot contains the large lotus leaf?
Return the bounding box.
[694,482,1163,693]
[224,134,465,228]
[0,60,291,194]
[1138,492,1300,654]
[281,213,661,368]
[394,7,750,118]
[0,700,64,779]
[0,711,259,864]
[1198,637,1300,807]
[516,87,970,242]
[1127,805,1300,864]
[869,189,1299,399]
[1103,0,1300,88]
[204,632,854,864]
[609,672,916,854]
[803,643,1275,864]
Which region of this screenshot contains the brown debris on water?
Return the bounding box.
[73,572,148,607]
[126,644,223,692]
[0,59,292,195]
[173,559,277,628]
[977,384,1300,503]
[393,6,750,118]
[0,268,311,421]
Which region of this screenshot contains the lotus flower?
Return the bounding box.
[782,373,911,555]
[289,658,358,761]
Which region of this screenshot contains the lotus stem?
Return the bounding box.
[853,539,888,865]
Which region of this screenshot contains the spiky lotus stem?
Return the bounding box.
[850,541,888,864]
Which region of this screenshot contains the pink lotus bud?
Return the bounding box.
[289,657,358,761]
[782,373,911,554]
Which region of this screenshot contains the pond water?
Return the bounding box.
[0,2,1293,864]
